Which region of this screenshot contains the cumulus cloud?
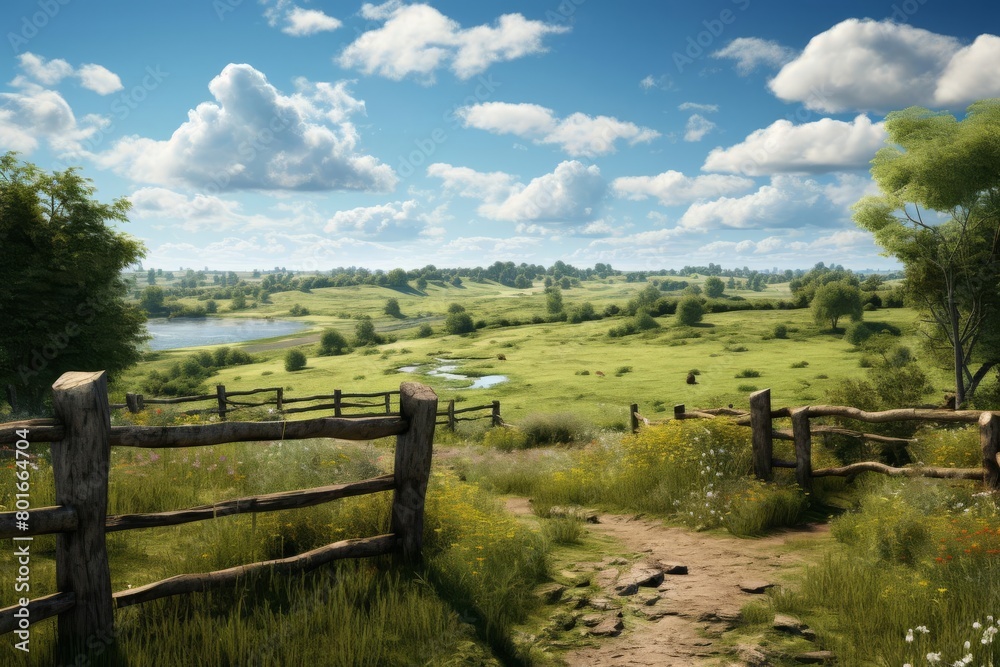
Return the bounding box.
[612,171,754,206]
[684,114,716,142]
[677,175,837,231]
[456,102,659,157]
[263,1,341,36]
[0,81,105,153]
[769,19,1000,112]
[639,74,675,91]
[428,160,606,223]
[339,3,568,82]
[712,37,796,75]
[94,64,395,192]
[15,52,122,94]
[702,114,886,175]
[324,200,431,240]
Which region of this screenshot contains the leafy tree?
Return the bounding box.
[447,303,465,314]
[675,296,704,326]
[318,329,348,355]
[386,268,408,287]
[284,349,307,372]
[853,100,1000,406]
[139,286,166,316]
[545,285,563,314]
[0,153,147,411]
[416,276,428,291]
[384,297,402,318]
[146,268,156,285]
[445,310,475,335]
[230,291,247,310]
[812,280,863,330]
[703,276,725,298]
[354,316,383,346]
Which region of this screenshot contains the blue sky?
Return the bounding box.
[2,0,999,272]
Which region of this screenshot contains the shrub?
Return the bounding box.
[735,369,761,378]
[773,324,789,339]
[615,365,633,376]
[481,427,530,452]
[289,303,310,316]
[384,297,402,318]
[790,361,809,368]
[737,384,759,392]
[318,329,349,355]
[354,316,384,346]
[675,296,704,326]
[844,321,902,346]
[519,413,590,446]
[416,323,434,338]
[445,311,475,335]
[284,349,307,372]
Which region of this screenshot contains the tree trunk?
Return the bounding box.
[948,286,967,408]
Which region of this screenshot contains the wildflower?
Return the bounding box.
[925,653,940,663]
[974,622,983,630]
[905,629,914,643]
[916,626,930,634]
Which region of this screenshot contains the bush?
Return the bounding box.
[289,303,310,316]
[844,321,902,346]
[318,329,349,356]
[384,298,402,318]
[445,311,475,335]
[354,316,384,346]
[416,323,434,338]
[519,413,590,447]
[675,296,704,326]
[772,324,789,339]
[735,369,761,378]
[790,361,809,368]
[481,427,530,452]
[284,349,307,372]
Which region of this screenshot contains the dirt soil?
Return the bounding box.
[503,498,831,667]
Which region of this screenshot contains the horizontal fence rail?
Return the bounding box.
[631,388,1000,492]
[0,370,438,659]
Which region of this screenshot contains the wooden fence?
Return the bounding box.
[110,385,503,430]
[0,371,438,655]
[631,388,1000,492]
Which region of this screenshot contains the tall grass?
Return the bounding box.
[0,424,548,665]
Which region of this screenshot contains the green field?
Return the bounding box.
[121,277,939,427]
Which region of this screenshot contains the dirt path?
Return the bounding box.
[503,498,831,667]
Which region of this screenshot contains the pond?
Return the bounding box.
[145,318,308,351]
[399,359,508,390]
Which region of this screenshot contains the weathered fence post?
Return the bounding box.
[125,392,140,414]
[980,411,1000,490]
[491,400,501,427]
[674,404,685,420]
[275,388,283,411]
[791,407,812,491]
[629,403,639,433]
[384,393,391,414]
[334,389,343,417]
[216,384,227,421]
[50,371,114,655]
[447,399,456,431]
[750,389,773,481]
[391,382,438,562]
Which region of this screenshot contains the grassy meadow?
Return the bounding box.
[4,273,998,666]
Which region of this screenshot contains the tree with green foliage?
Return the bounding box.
[0,153,147,411]
[284,349,307,372]
[853,100,1000,407]
[812,280,863,330]
[545,285,563,314]
[146,268,156,285]
[386,268,408,287]
[139,286,166,316]
[354,316,383,346]
[445,309,475,335]
[384,297,402,318]
[675,296,704,326]
[318,329,349,355]
[703,276,725,298]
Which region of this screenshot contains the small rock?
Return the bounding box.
[588,617,624,637]
[608,557,628,566]
[739,580,775,594]
[795,650,834,664]
[733,645,770,667]
[579,613,604,627]
[614,565,665,595]
[639,593,661,606]
[595,567,620,588]
[588,597,620,611]
[637,607,673,621]
[659,562,689,575]
[535,583,566,604]
[584,512,599,524]
[774,614,816,640]
[548,611,577,632]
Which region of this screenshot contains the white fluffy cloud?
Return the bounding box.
[679,102,719,113]
[339,3,568,81]
[684,114,716,142]
[456,102,659,157]
[0,81,104,153]
[95,64,395,192]
[16,53,122,94]
[263,1,341,36]
[677,175,841,231]
[769,19,1000,112]
[325,200,430,240]
[612,171,753,206]
[428,160,606,223]
[702,114,886,175]
[712,37,796,75]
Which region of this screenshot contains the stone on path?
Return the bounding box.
[795,650,835,664]
[738,580,775,594]
[614,564,665,595]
